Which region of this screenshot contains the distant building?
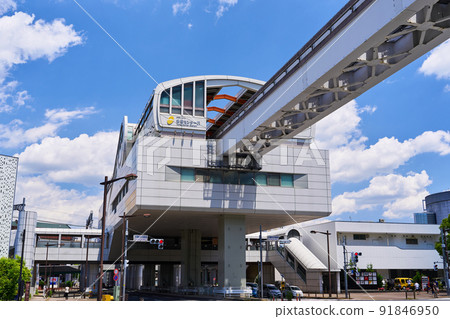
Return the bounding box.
[414,212,437,225]
[425,191,450,225]
[0,155,18,258]
[247,220,442,293]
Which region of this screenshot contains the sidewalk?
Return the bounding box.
[30,294,97,301]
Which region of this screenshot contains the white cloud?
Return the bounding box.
[15,131,118,186]
[444,84,450,92]
[0,0,16,16]
[15,175,103,226]
[419,39,450,79]
[172,0,191,15]
[0,106,97,148]
[315,101,450,183]
[13,130,119,225]
[0,10,83,113]
[332,171,431,219]
[188,23,193,29]
[0,11,83,80]
[216,0,238,18]
[0,79,28,112]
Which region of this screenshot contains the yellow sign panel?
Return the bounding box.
[167,116,174,125]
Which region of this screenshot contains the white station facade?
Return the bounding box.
[101,75,331,290]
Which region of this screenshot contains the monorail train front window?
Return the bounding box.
[160,90,170,113]
[195,81,205,117]
[183,83,193,115]
[172,85,182,114]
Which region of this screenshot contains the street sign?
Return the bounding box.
[114,269,119,275]
[133,235,148,242]
[267,236,279,241]
[113,274,119,282]
[278,240,291,244]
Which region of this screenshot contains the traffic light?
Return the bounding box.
[124,259,129,268]
[354,252,359,263]
[149,238,164,249]
[434,264,438,271]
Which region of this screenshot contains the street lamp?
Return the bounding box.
[98,173,138,301]
[118,213,150,301]
[311,230,332,297]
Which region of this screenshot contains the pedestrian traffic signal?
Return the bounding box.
[434,264,438,271]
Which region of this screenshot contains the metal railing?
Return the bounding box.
[213,0,374,139]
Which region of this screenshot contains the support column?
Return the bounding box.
[218,215,246,288]
[142,264,156,288]
[160,264,174,287]
[181,229,202,287]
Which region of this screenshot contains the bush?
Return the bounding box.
[65,281,73,288]
[412,271,425,284]
[0,256,31,301]
[285,290,293,301]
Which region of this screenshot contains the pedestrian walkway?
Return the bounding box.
[30,294,96,301]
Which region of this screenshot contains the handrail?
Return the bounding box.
[213,0,375,139]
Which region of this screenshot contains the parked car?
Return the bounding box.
[246,282,258,298]
[394,277,414,290]
[284,285,303,298]
[261,284,282,299]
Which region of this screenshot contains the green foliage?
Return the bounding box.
[285,290,293,301]
[366,263,374,272]
[435,214,450,257]
[0,256,31,301]
[65,281,73,288]
[377,273,383,288]
[413,271,425,284]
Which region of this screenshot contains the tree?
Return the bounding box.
[435,214,450,258]
[0,256,31,301]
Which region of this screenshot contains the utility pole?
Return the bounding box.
[441,228,450,296]
[122,218,128,301]
[259,225,263,299]
[342,236,349,299]
[17,228,26,300]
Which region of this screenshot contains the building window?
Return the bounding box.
[280,174,294,187]
[183,83,193,115]
[181,168,195,182]
[166,166,301,188]
[160,90,170,113]
[195,81,205,117]
[254,173,267,186]
[172,85,182,114]
[406,238,418,245]
[209,170,222,184]
[239,172,254,185]
[267,173,280,186]
[111,181,129,214]
[223,170,239,185]
[353,234,367,240]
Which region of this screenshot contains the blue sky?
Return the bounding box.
[1,0,449,225]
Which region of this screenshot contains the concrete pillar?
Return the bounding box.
[181,229,201,287]
[218,215,246,288]
[142,264,156,288]
[160,264,174,287]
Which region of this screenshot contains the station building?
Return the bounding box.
[101,75,332,290]
[247,219,442,293]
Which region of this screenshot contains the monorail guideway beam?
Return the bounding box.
[214,0,450,157]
